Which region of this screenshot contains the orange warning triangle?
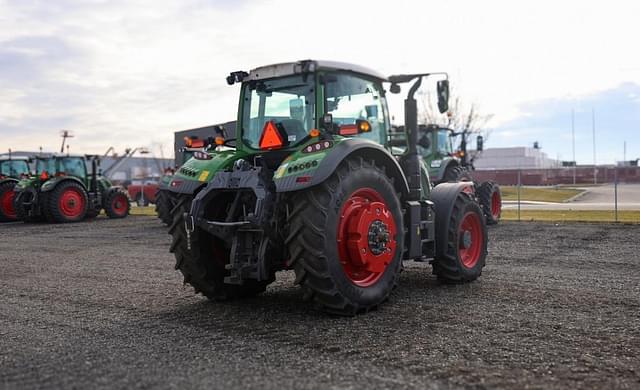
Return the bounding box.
[259,121,284,149]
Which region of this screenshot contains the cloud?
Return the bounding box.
[0,0,639,160]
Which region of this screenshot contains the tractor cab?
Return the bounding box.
[35,156,87,182]
[0,157,30,179]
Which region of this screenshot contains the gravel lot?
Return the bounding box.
[1,217,639,389]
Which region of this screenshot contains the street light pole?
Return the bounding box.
[592,108,596,185]
[572,109,576,185]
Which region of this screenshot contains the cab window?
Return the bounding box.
[324,73,387,144]
[61,158,86,178]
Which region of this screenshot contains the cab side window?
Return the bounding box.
[324,73,387,144]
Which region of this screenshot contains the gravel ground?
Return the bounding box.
[1,217,639,389]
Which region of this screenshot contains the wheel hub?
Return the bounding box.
[337,188,397,287]
[368,220,390,255]
[460,230,472,249]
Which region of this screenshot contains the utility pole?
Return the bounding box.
[592,108,596,185]
[624,140,626,162]
[60,130,74,153]
[572,109,576,185]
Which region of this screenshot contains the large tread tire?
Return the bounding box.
[155,190,174,226]
[433,193,487,283]
[286,157,404,316]
[477,181,501,225]
[44,181,88,223]
[0,181,18,222]
[443,165,473,183]
[104,188,130,218]
[169,195,271,301]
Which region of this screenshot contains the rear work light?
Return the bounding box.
[259,121,285,150]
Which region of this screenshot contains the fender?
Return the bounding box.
[0,177,18,186]
[40,176,87,193]
[274,137,410,196]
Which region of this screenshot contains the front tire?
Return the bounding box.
[433,193,487,283]
[286,157,404,315]
[104,188,130,218]
[169,195,270,300]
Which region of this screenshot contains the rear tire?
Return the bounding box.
[0,181,18,222]
[104,188,130,218]
[477,181,501,225]
[286,157,404,315]
[169,195,271,300]
[433,193,487,283]
[155,190,173,225]
[45,181,88,223]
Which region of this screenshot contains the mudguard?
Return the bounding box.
[0,177,18,186]
[40,176,87,193]
[274,137,409,195]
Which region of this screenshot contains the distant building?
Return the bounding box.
[474,147,560,170]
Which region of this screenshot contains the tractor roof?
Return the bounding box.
[0,156,30,161]
[244,60,388,82]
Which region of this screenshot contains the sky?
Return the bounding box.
[1,0,639,164]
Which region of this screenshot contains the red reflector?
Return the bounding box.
[296,176,312,183]
[40,171,49,180]
[339,124,358,136]
[191,139,205,148]
[259,121,284,149]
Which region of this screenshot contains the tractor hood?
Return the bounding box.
[167,149,251,193]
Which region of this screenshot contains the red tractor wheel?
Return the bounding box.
[287,157,404,315]
[104,189,130,218]
[45,181,89,223]
[0,181,18,222]
[477,181,501,225]
[433,191,487,283]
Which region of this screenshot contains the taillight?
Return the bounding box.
[259,121,284,150]
[40,170,49,180]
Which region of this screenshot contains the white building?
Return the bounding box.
[474,147,560,170]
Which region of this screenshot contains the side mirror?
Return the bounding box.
[322,113,333,130]
[437,79,449,114]
[389,83,401,94]
[476,135,484,151]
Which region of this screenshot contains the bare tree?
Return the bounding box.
[419,89,493,143]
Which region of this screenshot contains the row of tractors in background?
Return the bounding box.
[0,154,130,223]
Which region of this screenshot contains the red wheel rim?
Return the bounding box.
[111,194,128,216]
[458,212,483,269]
[491,190,501,220]
[0,190,16,218]
[336,188,397,287]
[59,188,85,218]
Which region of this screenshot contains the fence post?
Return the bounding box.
[614,167,618,223]
[517,169,521,221]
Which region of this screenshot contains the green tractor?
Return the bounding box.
[13,155,130,223]
[417,124,502,224]
[166,60,489,315]
[0,156,31,222]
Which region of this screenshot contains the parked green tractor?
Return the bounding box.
[417,124,501,224]
[0,156,31,222]
[13,155,130,223]
[166,60,488,315]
